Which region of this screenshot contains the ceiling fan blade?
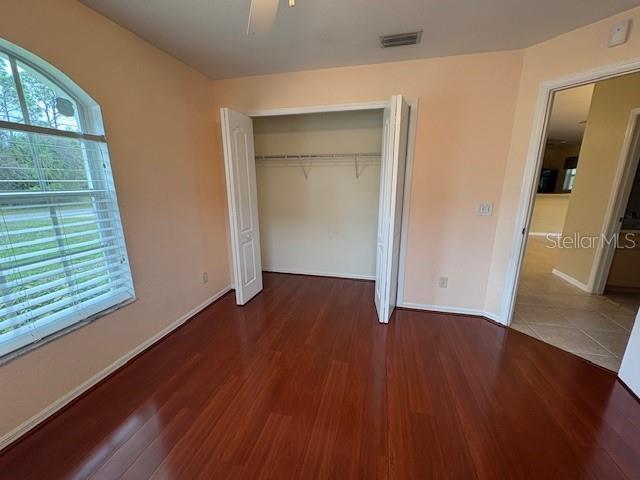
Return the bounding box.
[246,0,279,35]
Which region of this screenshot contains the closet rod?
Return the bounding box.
[254,152,381,160]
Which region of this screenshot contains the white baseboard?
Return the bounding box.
[551,268,591,293]
[263,268,375,281]
[528,232,562,237]
[397,302,504,325]
[482,310,503,324]
[0,284,232,452]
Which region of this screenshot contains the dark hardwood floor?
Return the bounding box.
[1,273,639,479]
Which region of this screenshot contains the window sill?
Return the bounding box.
[0,296,137,367]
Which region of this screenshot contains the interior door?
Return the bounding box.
[220,108,263,305]
[375,95,410,323]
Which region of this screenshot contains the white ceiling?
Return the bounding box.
[546,84,595,144]
[80,0,640,79]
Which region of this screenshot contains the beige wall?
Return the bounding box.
[484,6,640,315]
[555,73,640,283]
[0,0,229,439]
[530,194,571,234]
[254,111,382,278]
[212,50,524,311]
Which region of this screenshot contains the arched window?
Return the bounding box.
[0,41,134,357]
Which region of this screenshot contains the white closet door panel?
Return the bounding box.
[375,95,410,323]
[375,108,391,320]
[221,108,263,305]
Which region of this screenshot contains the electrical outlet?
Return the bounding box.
[438,276,448,288]
[201,271,208,284]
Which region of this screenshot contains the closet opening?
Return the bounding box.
[220,97,413,324]
[253,110,383,282]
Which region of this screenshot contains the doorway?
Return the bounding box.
[508,71,640,371]
[220,97,414,324]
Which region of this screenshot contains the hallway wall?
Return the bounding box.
[555,73,640,284]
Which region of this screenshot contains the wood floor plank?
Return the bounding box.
[0,273,639,479]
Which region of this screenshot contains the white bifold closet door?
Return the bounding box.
[374,95,410,324]
[221,95,409,320]
[220,108,263,305]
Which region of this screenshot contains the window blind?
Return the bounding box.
[0,47,134,357]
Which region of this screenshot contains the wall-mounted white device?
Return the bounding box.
[608,19,631,48]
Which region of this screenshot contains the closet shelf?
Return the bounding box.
[255,153,381,180]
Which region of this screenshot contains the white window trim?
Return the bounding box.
[0,40,135,361]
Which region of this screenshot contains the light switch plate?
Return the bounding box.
[477,202,493,217]
[609,19,631,47]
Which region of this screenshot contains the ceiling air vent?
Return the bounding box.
[380,31,422,48]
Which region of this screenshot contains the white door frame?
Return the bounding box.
[232,99,418,306]
[501,56,640,326]
[245,100,390,117]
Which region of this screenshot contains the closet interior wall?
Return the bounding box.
[253,110,384,279]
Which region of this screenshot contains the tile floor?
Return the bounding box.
[511,235,639,372]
